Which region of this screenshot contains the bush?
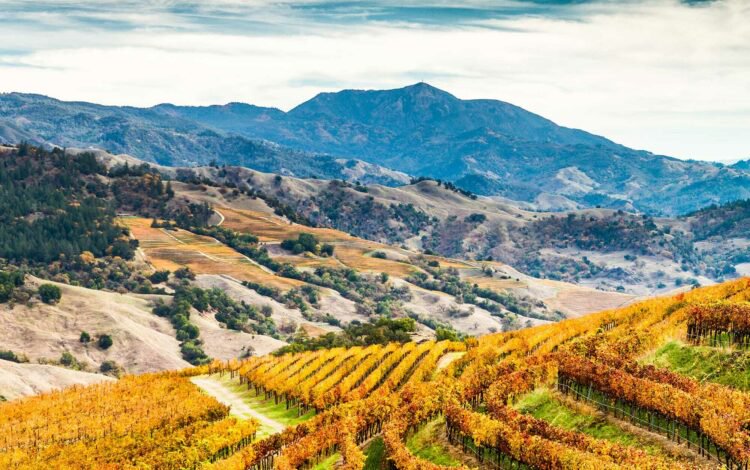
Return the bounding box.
[80,331,91,343]
[0,270,24,303]
[100,360,122,377]
[38,284,62,304]
[435,327,460,342]
[320,243,335,256]
[174,267,195,280]
[464,213,487,224]
[372,251,387,259]
[0,350,21,363]
[98,334,113,350]
[60,351,80,369]
[149,270,170,284]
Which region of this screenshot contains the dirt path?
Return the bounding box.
[191,376,285,434]
[436,352,465,372]
[214,209,226,226]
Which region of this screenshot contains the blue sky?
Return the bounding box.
[0,0,748,162]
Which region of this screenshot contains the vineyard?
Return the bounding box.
[123,217,302,290]
[4,278,750,468]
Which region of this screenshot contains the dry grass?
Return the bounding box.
[336,245,419,276]
[273,255,342,270]
[0,277,189,376]
[466,275,528,290]
[545,285,634,317]
[0,361,115,401]
[424,255,473,270]
[122,217,301,291]
[219,209,419,276]
[220,208,351,243]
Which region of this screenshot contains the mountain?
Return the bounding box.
[2,85,750,215]
[155,83,750,215]
[732,159,750,171]
[0,93,407,186]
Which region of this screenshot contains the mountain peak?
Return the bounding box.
[398,81,454,96]
[288,81,460,126]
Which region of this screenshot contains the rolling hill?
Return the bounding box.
[0,144,634,400]
[140,155,746,296]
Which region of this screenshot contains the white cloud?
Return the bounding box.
[0,0,748,161]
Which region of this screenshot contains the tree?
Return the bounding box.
[38,284,62,304]
[281,233,320,255]
[80,331,91,343]
[98,334,113,350]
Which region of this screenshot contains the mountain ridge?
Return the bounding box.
[2,84,749,215]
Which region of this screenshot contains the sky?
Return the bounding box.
[0,0,748,162]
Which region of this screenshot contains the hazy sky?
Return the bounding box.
[0,0,748,162]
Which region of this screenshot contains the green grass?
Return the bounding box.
[641,340,750,390]
[311,452,340,469]
[216,375,315,435]
[514,388,665,456]
[406,416,461,466]
[364,437,386,470]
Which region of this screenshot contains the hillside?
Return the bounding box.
[0,144,634,399]
[4,275,750,468]
[149,158,744,295]
[3,84,750,215]
[3,143,748,405]
[0,360,114,402]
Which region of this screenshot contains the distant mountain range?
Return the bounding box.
[2,83,749,215]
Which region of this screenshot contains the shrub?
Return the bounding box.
[0,270,24,303]
[464,213,487,224]
[0,350,21,363]
[435,327,460,341]
[98,334,113,350]
[80,331,91,343]
[174,267,195,280]
[60,351,80,369]
[320,243,335,256]
[149,270,170,284]
[100,360,122,377]
[38,284,62,304]
[372,251,387,259]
